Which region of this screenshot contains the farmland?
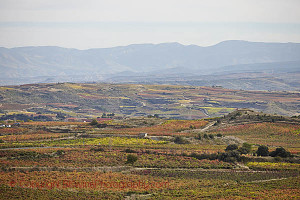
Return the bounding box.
[0,108,300,199]
[1,83,300,121]
[0,83,300,199]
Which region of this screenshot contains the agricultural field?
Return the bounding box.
[1,83,300,121]
[0,110,300,199]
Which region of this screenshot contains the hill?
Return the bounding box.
[0,83,300,121]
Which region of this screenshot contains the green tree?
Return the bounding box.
[269,147,291,158]
[225,144,238,151]
[256,145,269,156]
[90,119,98,126]
[238,143,252,154]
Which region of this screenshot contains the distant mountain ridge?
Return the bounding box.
[0,40,300,89]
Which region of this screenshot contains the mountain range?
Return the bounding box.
[0,40,300,90]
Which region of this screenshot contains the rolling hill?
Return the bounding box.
[0,83,300,120]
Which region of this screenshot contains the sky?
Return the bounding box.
[0,0,300,49]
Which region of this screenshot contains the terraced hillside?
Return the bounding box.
[0,83,300,120]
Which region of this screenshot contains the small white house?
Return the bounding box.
[139,133,148,138]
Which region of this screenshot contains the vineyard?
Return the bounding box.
[0,112,300,199]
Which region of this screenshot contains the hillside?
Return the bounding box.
[0,83,300,121]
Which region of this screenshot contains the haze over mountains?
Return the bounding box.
[1,40,300,90]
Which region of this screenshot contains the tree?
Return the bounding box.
[238,143,252,154]
[225,144,238,151]
[218,150,241,163]
[269,147,291,158]
[242,143,252,151]
[256,145,269,156]
[90,119,98,126]
[126,154,138,165]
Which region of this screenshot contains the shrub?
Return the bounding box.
[97,123,107,128]
[218,150,240,163]
[126,154,138,165]
[91,147,105,152]
[174,136,190,144]
[90,119,98,126]
[216,133,222,137]
[124,148,137,153]
[238,143,251,154]
[238,147,248,154]
[0,139,4,143]
[225,144,238,151]
[242,143,252,152]
[256,145,269,156]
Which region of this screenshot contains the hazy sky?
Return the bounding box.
[0,0,300,49]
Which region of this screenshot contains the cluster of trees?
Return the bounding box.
[89,119,108,128]
[101,113,115,118]
[218,143,252,162]
[188,143,252,163]
[256,145,291,158]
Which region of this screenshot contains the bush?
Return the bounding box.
[269,147,291,158]
[91,147,105,152]
[203,134,208,139]
[124,148,137,153]
[97,123,107,128]
[0,139,4,143]
[256,145,269,156]
[218,150,241,163]
[174,136,190,144]
[216,133,222,137]
[225,144,238,151]
[126,154,138,165]
[238,147,249,155]
[242,143,252,152]
[90,119,98,126]
[238,143,252,154]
